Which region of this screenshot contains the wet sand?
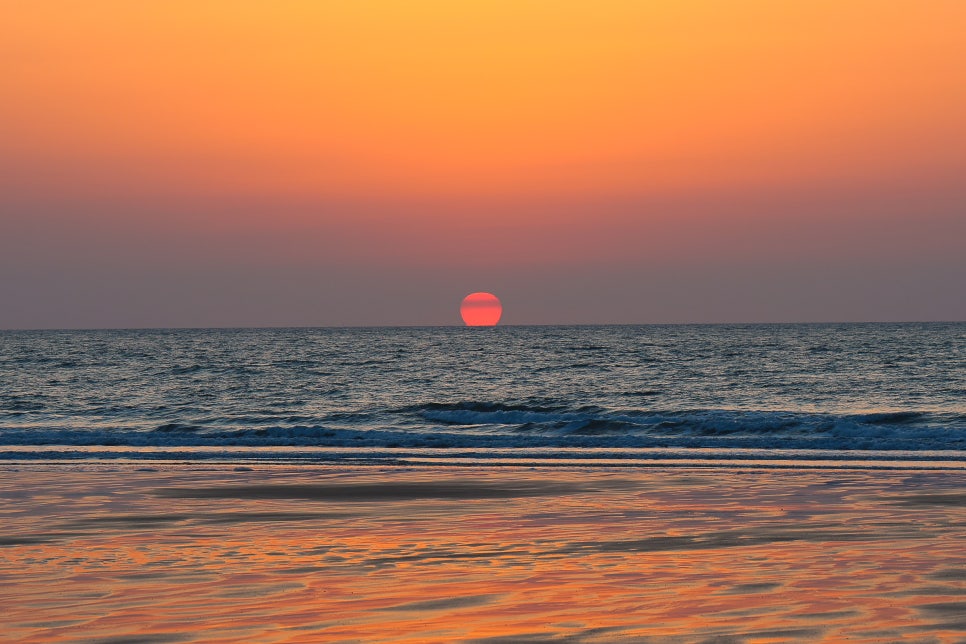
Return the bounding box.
[1,464,964,642]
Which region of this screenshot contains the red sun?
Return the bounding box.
[460,292,502,326]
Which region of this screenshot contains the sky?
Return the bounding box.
[1,0,964,328]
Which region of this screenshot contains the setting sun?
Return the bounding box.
[460,293,502,326]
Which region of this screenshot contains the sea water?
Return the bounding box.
[1,323,963,463]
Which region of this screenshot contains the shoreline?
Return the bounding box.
[3,455,965,472]
[2,444,966,471]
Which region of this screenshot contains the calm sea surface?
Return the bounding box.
[1,324,964,462]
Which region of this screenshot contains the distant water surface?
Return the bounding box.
[1,323,963,462]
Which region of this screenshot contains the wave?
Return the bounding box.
[1,403,964,454]
[410,402,963,442]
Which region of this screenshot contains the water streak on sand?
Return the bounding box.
[1,465,964,642]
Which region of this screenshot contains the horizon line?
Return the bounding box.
[1,320,963,332]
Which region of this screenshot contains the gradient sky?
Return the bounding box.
[2,1,964,328]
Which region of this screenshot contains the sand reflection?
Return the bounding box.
[1,465,964,642]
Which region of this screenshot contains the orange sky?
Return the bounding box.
[1,1,964,326]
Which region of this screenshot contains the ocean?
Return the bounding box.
[2,323,964,464]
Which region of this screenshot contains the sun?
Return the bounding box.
[460,292,502,326]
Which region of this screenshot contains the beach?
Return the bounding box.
[3,463,964,642]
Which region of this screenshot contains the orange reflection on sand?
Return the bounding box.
[1,465,964,642]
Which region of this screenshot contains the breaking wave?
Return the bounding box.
[1,402,964,455]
